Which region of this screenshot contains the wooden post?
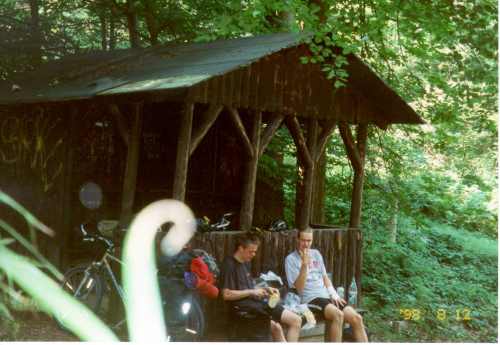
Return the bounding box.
[60,106,78,269]
[120,102,143,225]
[311,120,337,224]
[312,152,326,223]
[240,111,262,231]
[227,109,283,230]
[287,117,336,230]
[285,116,312,230]
[173,103,194,201]
[339,122,368,228]
[300,118,318,230]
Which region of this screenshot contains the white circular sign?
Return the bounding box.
[79,182,103,210]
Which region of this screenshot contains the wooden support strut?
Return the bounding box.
[190,104,223,156]
[228,109,284,231]
[239,111,262,231]
[285,116,313,168]
[311,120,336,224]
[120,102,144,225]
[227,107,254,157]
[338,122,368,228]
[300,118,319,230]
[287,117,337,230]
[258,114,284,158]
[108,104,130,147]
[173,103,194,201]
[314,120,337,162]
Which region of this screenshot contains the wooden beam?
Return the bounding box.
[227,107,254,156]
[314,120,336,162]
[298,118,319,230]
[108,104,130,147]
[60,106,78,268]
[356,124,368,162]
[173,103,194,201]
[258,114,284,158]
[120,102,143,225]
[239,111,262,231]
[338,122,362,172]
[190,104,223,156]
[285,116,313,168]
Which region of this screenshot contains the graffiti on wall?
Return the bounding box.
[0,108,64,193]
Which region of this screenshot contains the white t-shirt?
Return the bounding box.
[285,249,331,303]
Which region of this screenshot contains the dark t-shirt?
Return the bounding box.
[219,256,264,311]
[219,256,254,291]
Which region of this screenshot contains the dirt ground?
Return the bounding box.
[2,312,325,342]
[1,312,77,341]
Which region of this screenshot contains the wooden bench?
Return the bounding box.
[191,228,364,341]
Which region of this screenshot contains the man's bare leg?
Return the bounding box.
[343,306,368,342]
[324,304,344,342]
[280,309,302,342]
[271,320,286,342]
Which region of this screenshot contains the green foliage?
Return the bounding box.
[362,219,497,342]
[0,190,117,341]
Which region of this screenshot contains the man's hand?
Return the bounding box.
[299,248,310,267]
[266,287,279,295]
[250,288,269,299]
[331,296,347,308]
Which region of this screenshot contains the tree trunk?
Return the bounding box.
[143,0,160,45]
[126,0,140,48]
[100,14,108,50]
[109,8,117,50]
[388,200,399,243]
[29,0,42,66]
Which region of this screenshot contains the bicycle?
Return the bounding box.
[57,222,205,341]
[196,212,234,232]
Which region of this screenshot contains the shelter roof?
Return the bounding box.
[0,32,424,126]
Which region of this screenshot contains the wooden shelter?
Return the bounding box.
[0,33,423,295]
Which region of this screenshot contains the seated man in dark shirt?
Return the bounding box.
[219,233,301,342]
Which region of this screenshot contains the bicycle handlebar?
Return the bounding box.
[80,223,115,250]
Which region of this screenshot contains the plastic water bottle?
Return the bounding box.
[348,278,357,306]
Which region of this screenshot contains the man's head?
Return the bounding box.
[234,233,261,263]
[297,228,314,252]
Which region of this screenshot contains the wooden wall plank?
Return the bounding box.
[240,64,251,109]
[232,70,242,107]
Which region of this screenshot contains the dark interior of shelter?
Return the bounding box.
[0,102,286,265]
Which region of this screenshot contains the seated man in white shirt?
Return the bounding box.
[285,228,368,342]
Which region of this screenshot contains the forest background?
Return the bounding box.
[0,0,497,342]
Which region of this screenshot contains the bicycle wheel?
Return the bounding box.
[184,297,205,341]
[166,294,206,342]
[61,264,104,313]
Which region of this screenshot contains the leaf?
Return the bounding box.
[334,80,345,88]
[0,245,117,341]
